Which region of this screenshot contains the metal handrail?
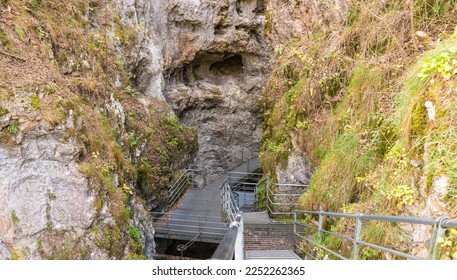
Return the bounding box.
[221,181,240,222]
[166,142,260,209]
[293,210,457,260]
[167,169,197,207]
[152,212,228,242]
[153,212,223,221]
[217,178,245,260]
[211,213,244,260]
[209,141,259,169]
[255,178,308,217]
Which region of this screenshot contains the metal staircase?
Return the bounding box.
[151,140,457,260]
[152,142,260,245]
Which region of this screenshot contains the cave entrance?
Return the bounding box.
[209,54,244,77]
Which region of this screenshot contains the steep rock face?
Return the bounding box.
[0,0,195,260]
[0,131,94,259]
[266,0,349,43]
[164,0,269,174]
[0,0,267,260]
[118,0,270,176]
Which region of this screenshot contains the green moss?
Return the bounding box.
[7,120,19,135]
[129,225,143,256]
[264,8,273,34]
[0,27,13,51]
[30,93,41,110]
[11,210,19,225]
[0,106,9,116]
[97,225,125,258]
[47,190,56,200]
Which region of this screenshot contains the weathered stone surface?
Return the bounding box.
[0,0,270,260]
[130,196,155,259]
[276,154,312,185]
[0,126,95,257]
[0,241,11,259]
[266,0,349,44]
[118,1,269,174]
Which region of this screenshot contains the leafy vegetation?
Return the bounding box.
[7,121,19,135]
[262,0,457,259]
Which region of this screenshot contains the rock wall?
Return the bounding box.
[0,126,94,259]
[0,0,269,259]
[118,0,270,175]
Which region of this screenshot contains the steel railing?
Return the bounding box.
[221,181,241,223]
[166,169,196,207]
[198,141,260,186]
[293,210,457,260]
[216,178,245,260]
[208,142,260,175]
[223,173,308,217]
[166,142,260,210]
[211,213,244,260]
[152,212,228,242]
[255,179,308,218]
[227,171,262,208]
[227,171,263,189]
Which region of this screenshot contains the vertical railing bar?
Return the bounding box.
[198,215,202,237]
[352,215,362,260]
[429,217,449,260]
[318,212,323,245]
[294,210,297,251]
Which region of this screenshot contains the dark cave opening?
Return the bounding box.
[209,54,244,77]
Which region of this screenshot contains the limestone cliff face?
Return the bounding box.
[0,0,195,260]
[118,0,270,177]
[0,123,94,259]
[0,0,269,259]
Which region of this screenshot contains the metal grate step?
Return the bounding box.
[245,250,301,260]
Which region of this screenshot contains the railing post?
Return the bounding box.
[222,183,228,221]
[293,211,297,248]
[429,217,449,259]
[221,184,224,218]
[203,168,207,186]
[198,215,202,240]
[266,180,271,215]
[254,182,258,211]
[352,215,362,260]
[318,212,323,245]
[235,214,244,260]
[166,214,170,237]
